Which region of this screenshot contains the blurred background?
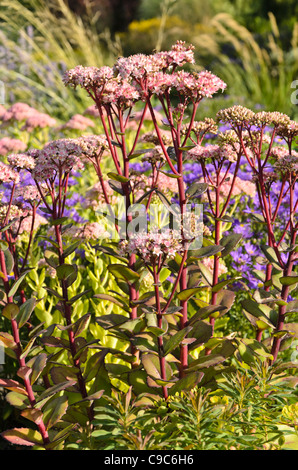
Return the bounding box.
[0,0,297,120]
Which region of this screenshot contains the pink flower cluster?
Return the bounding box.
[119,227,183,263]
[75,134,109,159]
[60,114,94,131]
[270,146,298,160]
[186,144,238,162]
[216,105,255,125]
[0,102,56,133]
[12,211,48,235]
[102,79,141,107]
[115,41,195,81]
[30,138,85,180]
[7,152,36,170]
[21,112,56,132]
[0,161,20,184]
[173,70,226,100]
[1,102,37,122]
[183,118,218,138]
[62,65,114,89]
[14,184,45,203]
[64,41,226,106]
[274,154,298,176]
[63,222,110,240]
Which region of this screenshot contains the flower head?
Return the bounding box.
[186,143,238,162]
[21,112,56,132]
[60,113,94,131]
[62,65,114,89]
[7,152,36,170]
[251,111,290,127]
[0,137,27,156]
[216,105,255,125]
[0,161,20,184]
[276,120,298,140]
[31,138,84,180]
[274,154,298,177]
[0,204,24,224]
[1,102,37,122]
[173,70,226,101]
[183,118,218,139]
[75,134,109,160]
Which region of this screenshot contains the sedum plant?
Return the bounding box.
[0,40,297,449]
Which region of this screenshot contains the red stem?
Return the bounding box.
[153,263,168,400]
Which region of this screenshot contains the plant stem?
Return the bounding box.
[0,248,50,446]
[153,263,168,400]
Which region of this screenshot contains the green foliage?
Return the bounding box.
[90,360,298,450]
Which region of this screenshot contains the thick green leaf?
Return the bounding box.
[260,245,282,269]
[3,248,14,274]
[108,180,125,195]
[107,264,140,283]
[187,353,227,371]
[168,371,204,395]
[193,244,224,259]
[42,395,68,430]
[64,240,82,258]
[0,240,9,251]
[189,304,226,323]
[186,182,208,198]
[145,313,168,336]
[280,275,298,286]
[2,303,19,320]
[50,366,79,387]
[197,261,213,286]
[94,293,128,309]
[83,349,108,383]
[27,353,47,385]
[142,353,172,381]
[44,250,59,268]
[5,391,29,409]
[96,313,129,330]
[0,378,27,395]
[21,408,44,426]
[211,277,240,293]
[188,320,213,350]
[67,289,91,304]
[16,298,36,328]
[215,289,236,316]
[56,263,77,283]
[107,172,129,183]
[238,338,273,364]
[73,313,91,337]
[177,287,206,301]
[36,381,77,407]
[242,298,276,330]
